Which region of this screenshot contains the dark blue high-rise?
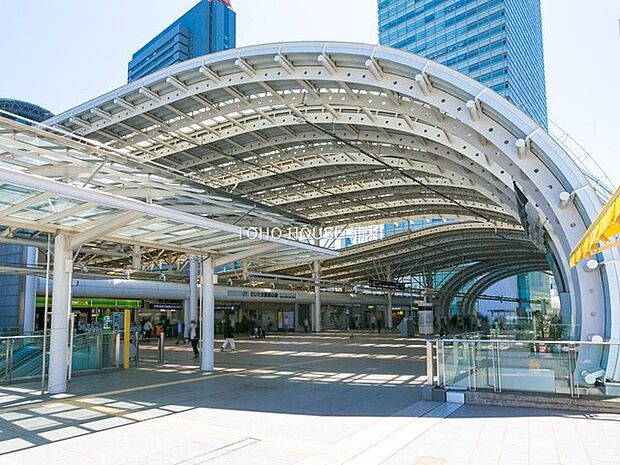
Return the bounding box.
[378,0,548,128]
[128,0,236,82]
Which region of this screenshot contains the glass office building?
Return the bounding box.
[378,0,548,128]
[378,0,550,311]
[128,0,236,82]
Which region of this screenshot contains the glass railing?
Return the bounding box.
[0,335,49,381]
[435,338,620,398]
[71,332,119,373]
[0,327,25,337]
[0,332,121,384]
[449,324,581,342]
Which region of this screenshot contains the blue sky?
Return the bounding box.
[1,0,618,184]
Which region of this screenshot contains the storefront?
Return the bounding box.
[35,297,142,332]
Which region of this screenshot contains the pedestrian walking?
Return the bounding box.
[221,320,236,351]
[188,320,199,358]
[303,317,309,333]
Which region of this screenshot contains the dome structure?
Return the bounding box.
[0,98,54,123]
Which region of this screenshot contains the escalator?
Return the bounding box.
[0,340,46,381]
[0,333,119,384]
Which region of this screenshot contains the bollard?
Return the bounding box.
[123,310,131,369]
[96,331,103,370]
[134,331,140,364]
[426,340,434,386]
[158,332,165,363]
[114,333,121,368]
[67,314,75,384]
[6,339,13,382]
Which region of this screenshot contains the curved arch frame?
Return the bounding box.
[436,260,549,318]
[267,222,543,279]
[46,42,620,349]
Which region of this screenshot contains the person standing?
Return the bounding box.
[221,320,236,352]
[143,319,153,339]
[303,317,309,333]
[175,320,184,345]
[439,318,448,337]
[188,320,199,358]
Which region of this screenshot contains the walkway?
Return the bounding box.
[0,333,619,465]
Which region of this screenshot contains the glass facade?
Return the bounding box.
[476,272,552,317]
[0,245,23,328]
[0,100,52,333]
[383,218,448,237]
[128,0,236,82]
[517,271,551,309]
[378,0,547,128]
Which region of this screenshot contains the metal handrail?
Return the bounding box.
[548,119,615,200]
[0,331,119,342]
[435,338,620,345]
[0,335,47,341]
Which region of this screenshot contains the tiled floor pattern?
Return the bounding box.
[0,333,617,465]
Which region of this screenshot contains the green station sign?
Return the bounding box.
[36,297,142,309]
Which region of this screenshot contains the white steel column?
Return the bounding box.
[22,246,38,333]
[188,254,198,337]
[313,259,321,333]
[201,256,214,372]
[47,234,73,394]
[313,227,322,333]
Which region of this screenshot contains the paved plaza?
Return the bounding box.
[0,334,618,465]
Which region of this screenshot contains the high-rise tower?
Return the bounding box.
[378,0,547,128]
[128,0,236,82]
